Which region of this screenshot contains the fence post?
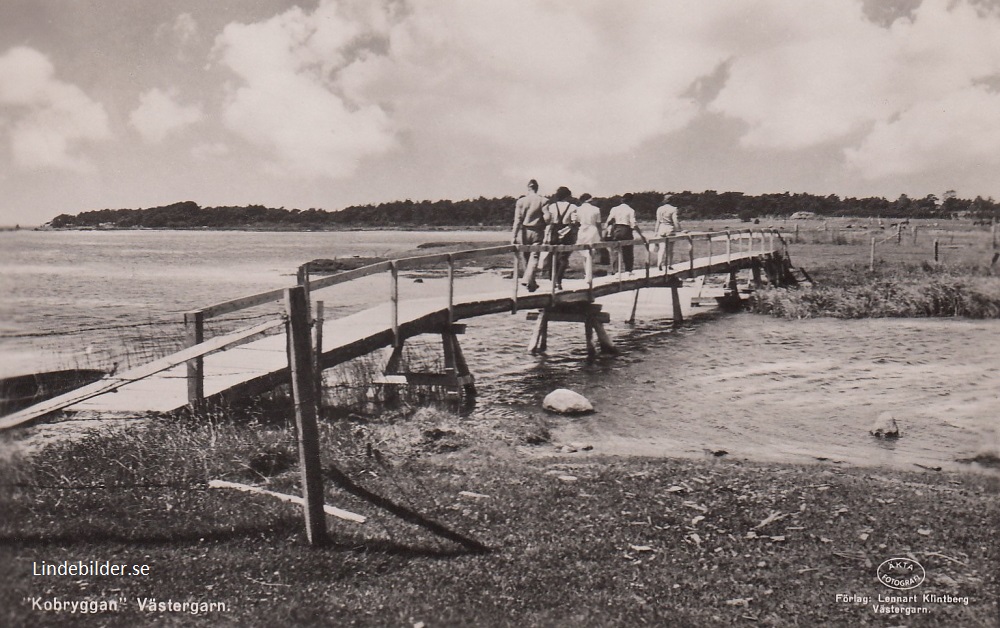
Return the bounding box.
[285,286,327,546]
[390,261,400,347]
[794,223,799,243]
[447,254,455,324]
[934,239,940,262]
[869,237,876,272]
[511,249,520,313]
[912,225,919,245]
[726,231,732,264]
[615,240,625,290]
[297,264,311,316]
[184,310,204,408]
[314,300,324,401]
[896,224,902,245]
[551,245,559,295]
[644,241,652,280]
[688,235,695,272]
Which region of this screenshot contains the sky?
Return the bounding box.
[2,0,1000,225]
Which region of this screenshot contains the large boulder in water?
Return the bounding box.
[543,389,593,415]
[870,412,900,438]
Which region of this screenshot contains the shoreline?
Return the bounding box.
[2,415,996,626]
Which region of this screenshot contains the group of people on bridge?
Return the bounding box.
[511,180,682,292]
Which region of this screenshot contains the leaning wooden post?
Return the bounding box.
[285,286,327,546]
[869,237,876,272]
[390,261,400,347]
[184,310,204,408]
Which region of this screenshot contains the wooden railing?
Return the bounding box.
[182,228,786,405]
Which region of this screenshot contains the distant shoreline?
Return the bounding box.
[35,224,507,233]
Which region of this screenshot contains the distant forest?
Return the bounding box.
[46,190,999,230]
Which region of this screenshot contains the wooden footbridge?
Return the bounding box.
[1,229,796,432]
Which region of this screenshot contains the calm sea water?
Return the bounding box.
[1,229,997,472]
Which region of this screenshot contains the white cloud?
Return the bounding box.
[341,1,728,180]
[707,0,1000,180]
[0,46,110,171]
[213,1,396,179]
[209,0,1000,191]
[129,88,203,144]
[845,86,1000,178]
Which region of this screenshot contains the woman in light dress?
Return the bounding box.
[574,193,603,283]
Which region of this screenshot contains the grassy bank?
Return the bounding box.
[1,408,997,627]
[726,218,1000,319]
[751,262,1000,319]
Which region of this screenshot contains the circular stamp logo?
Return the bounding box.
[877,558,926,590]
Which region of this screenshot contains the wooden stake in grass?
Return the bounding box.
[285,286,327,546]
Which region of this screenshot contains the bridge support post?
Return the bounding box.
[751,261,763,289]
[184,310,204,408]
[380,324,475,400]
[529,309,549,354]
[715,270,744,311]
[670,286,684,323]
[527,304,614,356]
[285,286,327,547]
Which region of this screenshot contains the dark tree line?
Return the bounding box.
[46,191,1000,230]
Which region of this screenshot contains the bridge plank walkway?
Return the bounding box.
[1,248,772,430]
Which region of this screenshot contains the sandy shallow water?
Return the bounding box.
[522,313,1000,473]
